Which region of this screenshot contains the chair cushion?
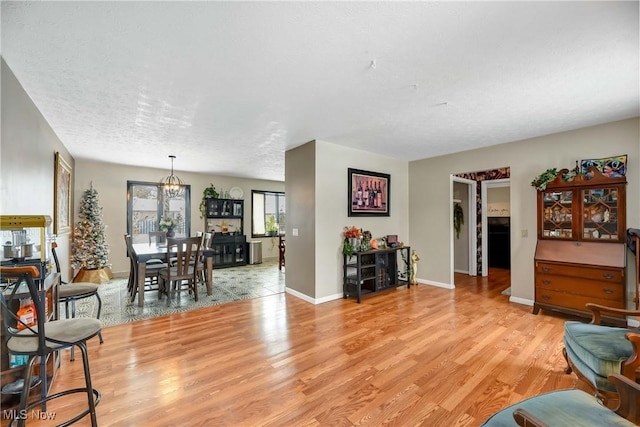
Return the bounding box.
[159,266,196,278]
[480,389,635,426]
[59,283,99,299]
[7,318,102,353]
[565,342,616,392]
[564,322,633,378]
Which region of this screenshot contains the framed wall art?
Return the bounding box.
[580,154,627,178]
[54,152,72,235]
[348,168,390,217]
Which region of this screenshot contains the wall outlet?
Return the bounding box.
[292,228,299,236]
[521,229,528,238]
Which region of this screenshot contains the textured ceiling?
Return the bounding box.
[2,1,638,181]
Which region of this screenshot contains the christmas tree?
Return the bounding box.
[71,184,111,271]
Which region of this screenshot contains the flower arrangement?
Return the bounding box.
[343,226,363,239]
[159,215,181,231]
[343,226,363,256]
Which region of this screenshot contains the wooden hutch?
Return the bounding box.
[533,167,627,323]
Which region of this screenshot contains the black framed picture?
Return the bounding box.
[348,168,390,216]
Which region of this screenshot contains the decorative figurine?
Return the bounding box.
[410,250,420,285]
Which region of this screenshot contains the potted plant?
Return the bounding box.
[199,183,219,219]
[265,216,279,237]
[342,226,363,256]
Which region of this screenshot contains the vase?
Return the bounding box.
[166,227,176,238]
[349,238,361,248]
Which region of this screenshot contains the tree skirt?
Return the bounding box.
[73,267,113,284]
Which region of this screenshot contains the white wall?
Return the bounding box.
[409,118,639,304]
[314,140,409,300]
[1,59,75,281]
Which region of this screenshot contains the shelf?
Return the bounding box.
[343,246,411,303]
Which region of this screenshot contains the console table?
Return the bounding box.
[343,246,411,303]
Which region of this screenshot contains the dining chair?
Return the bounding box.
[0,266,101,426]
[194,232,212,287]
[159,236,202,304]
[125,234,166,302]
[278,235,285,270]
[51,242,104,362]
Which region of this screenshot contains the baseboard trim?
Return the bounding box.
[416,278,454,290]
[285,287,351,305]
[509,296,534,306]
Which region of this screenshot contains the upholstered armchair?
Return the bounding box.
[563,303,640,405]
[481,374,640,426]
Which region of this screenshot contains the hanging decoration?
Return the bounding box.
[453,202,464,239]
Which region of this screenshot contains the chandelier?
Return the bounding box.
[160,155,185,198]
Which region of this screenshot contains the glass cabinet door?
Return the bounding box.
[541,190,573,238]
[582,188,619,241]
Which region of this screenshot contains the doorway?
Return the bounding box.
[451,176,477,287]
[481,179,511,276]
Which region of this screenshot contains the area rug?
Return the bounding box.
[64,260,284,327]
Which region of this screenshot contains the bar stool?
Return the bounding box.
[0,266,101,426]
[51,242,104,361]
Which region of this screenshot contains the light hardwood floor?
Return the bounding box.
[4,269,590,426]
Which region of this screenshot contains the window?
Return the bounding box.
[127,181,191,243]
[252,190,285,237]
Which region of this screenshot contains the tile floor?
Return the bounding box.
[65,260,285,327]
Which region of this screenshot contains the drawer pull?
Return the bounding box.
[542,267,551,273]
[603,288,615,294]
[541,295,551,300]
[542,279,551,285]
[602,273,614,280]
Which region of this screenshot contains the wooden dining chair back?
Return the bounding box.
[159,237,202,303]
[125,234,167,302]
[278,235,285,270]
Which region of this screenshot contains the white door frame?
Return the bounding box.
[481,178,511,276]
[451,176,477,287]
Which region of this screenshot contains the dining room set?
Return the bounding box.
[124,231,215,308]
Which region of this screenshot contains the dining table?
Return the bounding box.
[131,242,214,307]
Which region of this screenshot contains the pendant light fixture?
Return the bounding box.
[160,155,185,198]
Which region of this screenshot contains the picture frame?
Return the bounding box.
[579,154,627,178]
[348,168,390,217]
[54,152,72,235]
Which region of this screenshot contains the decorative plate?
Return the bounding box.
[229,187,243,199]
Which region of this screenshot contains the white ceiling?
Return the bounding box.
[2,1,638,182]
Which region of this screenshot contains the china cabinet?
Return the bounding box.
[205,199,247,268]
[343,246,411,303]
[534,167,627,323]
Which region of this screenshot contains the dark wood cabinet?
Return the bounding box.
[343,247,411,303]
[534,167,627,322]
[205,198,247,268]
[209,235,247,268]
